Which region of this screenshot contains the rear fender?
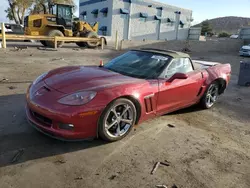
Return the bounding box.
[46,25,65,34]
[204,63,231,94]
[100,37,107,45]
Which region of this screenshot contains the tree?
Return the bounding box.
[30,0,47,15]
[5,7,14,21]
[6,0,33,24]
[201,20,213,36]
[5,0,76,24]
[218,32,230,38]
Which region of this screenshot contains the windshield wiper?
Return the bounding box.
[104,66,146,79]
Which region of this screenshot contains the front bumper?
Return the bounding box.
[239,50,250,57]
[26,106,98,141]
[26,114,94,141]
[26,83,104,140]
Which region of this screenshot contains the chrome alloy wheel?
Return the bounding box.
[104,103,134,138]
[206,84,219,108]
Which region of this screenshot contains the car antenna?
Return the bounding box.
[99,60,104,67]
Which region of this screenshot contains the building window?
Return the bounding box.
[99,26,107,36]
[80,11,87,20]
[120,8,129,14]
[100,7,108,17]
[154,15,162,21]
[91,9,99,18]
[140,12,148,22]
[167,18,174,26]
[140,12,148,18]
[120,8,129,19]
[180,21,184,28]
[156,7,163,10]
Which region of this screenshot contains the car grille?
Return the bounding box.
[241,49,250,53]
[30,110,52,127]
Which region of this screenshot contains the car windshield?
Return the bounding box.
[104,51,171,79]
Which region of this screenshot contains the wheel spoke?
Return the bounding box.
[211,90,216,95]
[121,105,130,117]
[208,86,214,93]
[111,108,118,118]
[120,118,132,124]
[116,124,121,136]
[208,96,211,104]
[106,120,118,130]
[211,96,216,102]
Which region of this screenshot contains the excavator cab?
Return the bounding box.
[49,3,73,30]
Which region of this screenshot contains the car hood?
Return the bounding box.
[241,45,250,50]
[44,66,144,93]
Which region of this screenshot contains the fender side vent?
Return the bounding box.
[144,94,154,113]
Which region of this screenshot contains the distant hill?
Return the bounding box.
[194,16,250,34]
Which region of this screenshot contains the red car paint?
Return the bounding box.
[26,61,231,140]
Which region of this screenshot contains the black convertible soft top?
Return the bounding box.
[137,48,191,58]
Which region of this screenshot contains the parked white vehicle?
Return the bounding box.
[0,27,13,33]
[230,34,239,39]
[239,45,250,56]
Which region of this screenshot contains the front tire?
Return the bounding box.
[46,30,64,48]
[200,82,219,109]
[98,98,137,142]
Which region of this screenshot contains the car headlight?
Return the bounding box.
[33,72,48,85]
[58,91,97,106]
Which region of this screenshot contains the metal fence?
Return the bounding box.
[239,27,250,39]
[0,23,104,49]
[188,27,201,40]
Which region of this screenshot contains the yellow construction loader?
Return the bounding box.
[24,1,102,48]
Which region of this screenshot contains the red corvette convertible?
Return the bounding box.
[26,49,231,141]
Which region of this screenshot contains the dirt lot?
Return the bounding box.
[0,42,250,188]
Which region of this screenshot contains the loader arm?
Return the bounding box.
[92,22,99,33]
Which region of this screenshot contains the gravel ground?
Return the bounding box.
[0,42,249,188]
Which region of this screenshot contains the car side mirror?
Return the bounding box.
[167,73,188,82]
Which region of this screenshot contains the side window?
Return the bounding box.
[183,58,193,73]
[58,6,72,20]
[165,59,179,78]
[165,58,193,78]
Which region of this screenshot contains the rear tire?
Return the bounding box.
[76,32,87,47]
[98,98,137,142]
[85,31,100,48]
[46,30,64,48]
[76,31,100,48]
[200,82,219,109]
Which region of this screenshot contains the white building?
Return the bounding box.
[79,0,193,41]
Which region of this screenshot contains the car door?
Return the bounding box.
[156,58,204,115]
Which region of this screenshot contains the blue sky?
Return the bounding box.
[0,0,250,24]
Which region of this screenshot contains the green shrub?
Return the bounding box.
[218,32,230,38]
